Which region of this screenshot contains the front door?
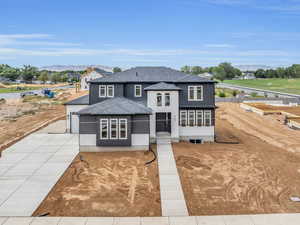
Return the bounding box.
[156,113,171,133]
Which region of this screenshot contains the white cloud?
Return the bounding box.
[204,44,235,48]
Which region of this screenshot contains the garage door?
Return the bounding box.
[70,112,79,133]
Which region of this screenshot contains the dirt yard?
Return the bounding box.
[0,88,87,152]
[173,103,300,215]
[33,151,161,217]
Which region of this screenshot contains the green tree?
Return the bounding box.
[219,62,240,79]
[113,67,122,73]
[38,71,49,83]
[191,66,204,75]
[181,65,191,74]
[51,72,61,84]
[212,66,226,81]
[21,65,38,82]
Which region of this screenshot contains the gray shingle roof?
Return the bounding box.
[64,95,89,105]
[90,67,215,83]
[76,97,152,115]
[144,82,181,91]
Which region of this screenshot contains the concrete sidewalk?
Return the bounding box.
[156,133,188,216]
[0,132,78,216]
[1,214,300,225]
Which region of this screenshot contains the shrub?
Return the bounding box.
[232,90,237,97]
[218,92,226,98]
[250,92,258,97]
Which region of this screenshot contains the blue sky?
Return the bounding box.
[0,0,300,68]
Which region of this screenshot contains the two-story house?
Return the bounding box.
[65,67,216,152]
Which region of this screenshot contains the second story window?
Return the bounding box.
[134,85,142,97]
[157,93,162,106]
[99,85,106,97]
[188,86,203,101]
[107,85,114,97]
[99,85,114,98]
[165,93,170,106]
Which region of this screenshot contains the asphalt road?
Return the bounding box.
[0,85,73,100]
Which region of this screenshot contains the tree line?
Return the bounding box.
[181,63,300,80]
[254,64,300,79]
[181,62,242,81]
[0,64,82,83]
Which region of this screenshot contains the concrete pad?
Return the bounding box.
[2,217,33,225]
[31,217,61,225]
[86,217,114,225]
[33,162,70,176]
[251,214,283,225]
[34,145,62,153]
[196,216,225,225]
[36,120,66,134]
[114,217,141,225]
[23,153,53,163]
[0,153,28,164]
[0,217,8,225]
[0,165,12,176]
[58,217,87,225]
[161,200,189,216]
[222,215,254,225]
[160,188,185,200]
[3,163,43,176]
[141,217,169,225]
[280,214,300,225]
[169,216,197,225]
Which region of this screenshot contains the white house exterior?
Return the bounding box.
[80,68,112,90]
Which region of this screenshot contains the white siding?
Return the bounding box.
[131,134,149,146]
[179,126,215,141]
[80,134,96,146]
[66,105,88,133]
[147,90,179,139]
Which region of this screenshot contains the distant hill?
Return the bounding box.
[234,65,279,72]
[39,65,113,72]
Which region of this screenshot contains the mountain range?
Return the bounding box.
[39,65,113,72]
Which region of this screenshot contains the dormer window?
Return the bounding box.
[99,85,106,97]
[188,86,203,101]
[134,85,142,97]
[107,85,114,97]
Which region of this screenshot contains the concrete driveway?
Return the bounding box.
[0,131,78,216]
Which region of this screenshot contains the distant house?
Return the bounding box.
[80,68,112,90]
[198,72,213,80]
[0,77,11,83]
[240,72,256,80]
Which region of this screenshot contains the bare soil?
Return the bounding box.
[0,89,87,151]
[173,103,300,215]
[33,151,161,217]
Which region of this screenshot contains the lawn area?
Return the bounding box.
[223,78,300,95]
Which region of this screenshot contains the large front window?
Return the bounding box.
[180,111,187,127]
[99,85,114,98]
[100,119,108,139]
[110,119,118,139]
[204,110,211,126]
[188,86,203,101]
[188,111,195,127]
[119,119,127,139]
[180,110,212,127]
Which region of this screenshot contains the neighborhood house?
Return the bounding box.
[65,67,216,151]
[80,67,112,90]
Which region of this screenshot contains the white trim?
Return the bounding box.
[99,85,106,97]
[110,119,118,139]
[196,110,204,127]
[119,119,128,140]
[188,85,203,101]
[180,110,187,127]
[134,85,142,97]
[188,110,195,127]
[204,110,212,127]
[100,119,108,139]
[107,85,114,97]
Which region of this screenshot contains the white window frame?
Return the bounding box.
[196,110,203,127]
[100,119,108,139]
[165,93,171,106]
[110,119,118,139]
[99,85,106,97]
[188,86,203,101]
[188,110,195,127]
[134,85,142,97]
[119,119,128,140]
[157,93,162,107]
[204,110,212,127]
[107,85,114,97]
[180,110,187,127]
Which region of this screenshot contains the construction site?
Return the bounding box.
[173,102,300,215]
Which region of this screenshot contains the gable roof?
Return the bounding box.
[64,95,89,105]
[76,97,152,115]
[144,82,181,91]
[90,67,215,84]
